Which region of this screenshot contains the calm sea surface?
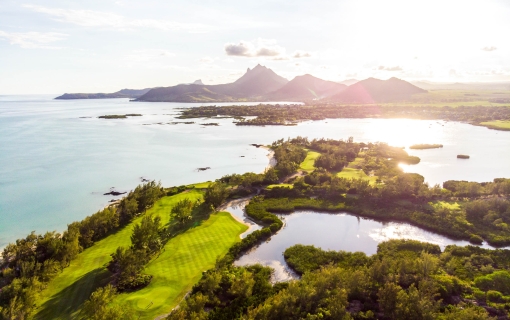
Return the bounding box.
[1,95,510,249]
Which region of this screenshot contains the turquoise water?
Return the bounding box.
[1,95,510,248]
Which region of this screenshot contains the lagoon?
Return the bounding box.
[1,95,510,248]
[234,209,499,282]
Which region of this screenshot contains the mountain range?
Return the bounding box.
[55,64,427,103]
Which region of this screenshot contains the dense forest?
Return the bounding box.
[177,104,510,127]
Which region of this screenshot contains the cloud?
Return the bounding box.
[224,41,254,56]
[481,46,497,52]
[23,4,208,32]
[224,39,314,61]
[0,30,67,49]
[224,39,287,59]
[292,51,312,58]
[377,65,403,71]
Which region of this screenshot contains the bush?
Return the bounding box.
[117,274,152,292]
[470,234,484,245]
[487,290,504,303]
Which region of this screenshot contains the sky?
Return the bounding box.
[1,0,509,94]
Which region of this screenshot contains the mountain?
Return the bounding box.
[338,79,359,86]
[222,64,289,97]
[331,77,427,103]
[134,84,235,102]
[265,74,347,101]
[55,88,152,100]
[137,64,288,102]
[180,79,204,85]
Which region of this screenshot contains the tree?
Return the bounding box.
[118,197,138,223]
[378,282,402,318]
[204,182,229,210]
[81,285,134,320]
[131,215,161,252]
[171,198,196,224]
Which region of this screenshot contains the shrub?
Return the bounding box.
[487,290,504,303]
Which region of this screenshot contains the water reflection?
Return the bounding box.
[221,198,262,238]
[229,207,505,282]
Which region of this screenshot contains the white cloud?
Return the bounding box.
[481,46,497,52]
[0,30,67,49]
[224,39,315,61]
[224,39,287,59]
[23,4,209,32]
[292,50,312,58]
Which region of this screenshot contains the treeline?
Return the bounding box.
[168,239,509,319]
[0,181,164,319]
[444,179,510,197]
[177,104,510,126]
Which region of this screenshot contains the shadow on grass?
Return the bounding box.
[34,268,111,320]
[162,203,212,243]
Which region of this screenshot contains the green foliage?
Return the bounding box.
[377,239,441,256]
[474,270,510,295]
[204,182,229,209]
[171,198,198,224]
[108,215,162,291]
[81,285,134,320]
[284,245,368,275]
[130,215,162,252]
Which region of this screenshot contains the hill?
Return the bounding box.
[331,77,427,103]
[137,64,288,102]
[134,84,236,102]
[265,74,346,101]
[55,88,152,100]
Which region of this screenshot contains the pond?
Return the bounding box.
[229,205,502,282]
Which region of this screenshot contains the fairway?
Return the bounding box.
[114,211,247,319]
[299,150,321,172]
[33,190,204,319]
[266,183,293,189]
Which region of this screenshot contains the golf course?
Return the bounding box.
[33,190,247,319]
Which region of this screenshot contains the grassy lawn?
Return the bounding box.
[266,183,294,189]
[33,190,204,320]
[299,150,321,172]
[479,120,510,131]
[187,181,212,189]
[114,211,247,319]
[336,156,378,185]
[431,201,461,211]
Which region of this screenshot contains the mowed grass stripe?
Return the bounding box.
[114,211,247,319]
[300,150,321,172]
[33,190,203,320]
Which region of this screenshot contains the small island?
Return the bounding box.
[457,154,470,159]
[98,114,142,119]
[409,143,443,149]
